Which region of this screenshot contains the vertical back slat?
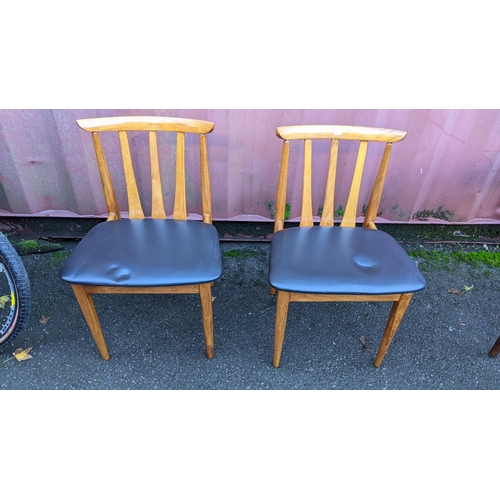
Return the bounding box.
[300,139,314,227]
[363,143,393,229]
[274,140,290,233]
[91,133,121,221]
[173,132,187,220]
[320,139,339,227]
[340,140,368,227]
[199,134,212,224]
[118,130,145,219]
[149,131,166,219]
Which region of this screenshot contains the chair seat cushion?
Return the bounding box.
[269,226,426,295]
[60,219,222,287]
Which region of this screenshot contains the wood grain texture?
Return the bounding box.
[319,140,338,227]
[91,133,120,221]
[119,130,145,219]
[199,134,212,224]
[340,140,367,227]
[288,292,402,302]
[274,140,290,233]
[276,124,406,142]
[273,291,291,368]
[149,130,167,219]
[199,283,215,359]
[71,285,110,360]
[77,116,214,134]
[363,143,392,228]
[84,284,201,294]
[173,132,187,220]
[300,139,314,227]
[374,293,413,367]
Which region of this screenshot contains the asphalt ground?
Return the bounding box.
[2,222,499,498]
[1,222,499,390]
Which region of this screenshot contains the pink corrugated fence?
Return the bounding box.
[0,109,499,223]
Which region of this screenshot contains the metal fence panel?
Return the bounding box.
[1,109,499,223]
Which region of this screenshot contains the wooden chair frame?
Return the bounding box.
[71,116,217,360]
[271,125,414,368]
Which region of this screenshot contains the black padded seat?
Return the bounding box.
[61,219,222,287]
[269,226,426,295]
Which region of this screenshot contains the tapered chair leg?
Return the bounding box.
[71,284,110,360]
[273,291,291,368]
[488,335,500,358]
[199,282,214,359]
[374,293,413,367]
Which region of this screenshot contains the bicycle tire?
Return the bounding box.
[0,231,32,350]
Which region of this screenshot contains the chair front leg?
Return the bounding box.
[71,284,110,360]
[374,293,413,367]
[199,282,214,359]
[273,290,291,368]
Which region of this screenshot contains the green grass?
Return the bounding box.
[452,251,500,267]
[52,250,71,264]
[408,249,500,270]
[18,239,39,250]
[265,201,291,220]
[412,205,455,221]
[378,223,500,243]
[222,249,259,259]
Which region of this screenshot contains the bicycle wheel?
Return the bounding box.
[0,231,31,350]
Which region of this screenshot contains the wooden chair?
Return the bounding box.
[60,116,221,360]
[269,125,426,368]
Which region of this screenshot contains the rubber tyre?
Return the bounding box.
[0,232,32,350]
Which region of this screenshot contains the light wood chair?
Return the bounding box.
[60,116,221,360]
[269,125,426,368]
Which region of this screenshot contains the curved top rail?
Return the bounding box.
[77,116,215,134]
[276,125,406,143]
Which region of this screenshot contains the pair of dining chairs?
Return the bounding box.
[60,116,426,367]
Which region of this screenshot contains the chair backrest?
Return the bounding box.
[77,116,215,223]
[273,125,407,232]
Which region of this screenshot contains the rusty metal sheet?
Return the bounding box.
[0,109,499,223]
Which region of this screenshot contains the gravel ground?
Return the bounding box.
[1,237,499,390]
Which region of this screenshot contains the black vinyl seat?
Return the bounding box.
[61,219,221,287]
[270,226,425,295]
